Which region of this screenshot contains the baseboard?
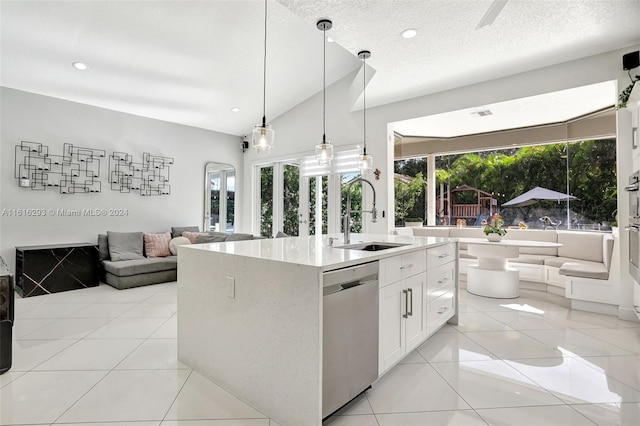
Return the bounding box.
[546,285,565,296]
[618,306,640,323]
[520,280,546,292]
[571,299,619,316]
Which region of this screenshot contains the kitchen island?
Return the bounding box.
[177,234,458,426]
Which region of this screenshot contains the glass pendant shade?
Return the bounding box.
[251,122,274,153]
[315,141,333,166]
[358,152,373,174]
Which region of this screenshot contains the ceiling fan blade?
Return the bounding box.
[476,0,509,30]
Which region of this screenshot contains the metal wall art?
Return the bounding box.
[109,152,173,196]
[14,141,105,194]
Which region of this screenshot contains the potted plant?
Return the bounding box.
[404,217,424,227]
[618,74,639,109]
[483,213,507,241]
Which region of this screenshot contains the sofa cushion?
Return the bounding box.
[196,234,228,243]
[144,232,171,257]
[98,234,110,261]
[459,249,475,259]
[557,231,604,263]
[393,227,415,236]
[169,237,191,255]
[226,233,254,241]
[559,261,609,280]
[107,231,144,261]
[603,235,615,270]
[171,226,200,239]
[103,256,177,277]
[511,254,556,265]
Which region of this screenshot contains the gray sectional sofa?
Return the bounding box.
[98,227,262,290]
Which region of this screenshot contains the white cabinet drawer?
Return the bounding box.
[427,262,455,293]
[427,243,456,269]
[427,289,455,332]
[380,250,426,287]
[427,281,455,304]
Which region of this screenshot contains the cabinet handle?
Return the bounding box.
[400,264,413,270]
[402,289,408,318]
[437,306,449,315]
[407,288,413,317]
[437,277,450,285]
[438,253,449,259]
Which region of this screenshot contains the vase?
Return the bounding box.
[486,233,502,242]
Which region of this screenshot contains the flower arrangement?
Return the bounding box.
[483,213,507,237]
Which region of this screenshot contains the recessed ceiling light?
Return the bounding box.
[231,107,240,113]
[72,61,87,70]
[401,28,417,39]
[327,36,334,43]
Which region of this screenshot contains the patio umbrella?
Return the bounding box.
[502,186,578,207]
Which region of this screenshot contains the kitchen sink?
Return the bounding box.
[337,242,409,251]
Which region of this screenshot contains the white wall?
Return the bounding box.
[0,87,243,267]
[242,46,638,233]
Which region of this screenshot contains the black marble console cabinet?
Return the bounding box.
[15,243,98,297]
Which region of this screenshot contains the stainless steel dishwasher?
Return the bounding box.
[322,261,379,419]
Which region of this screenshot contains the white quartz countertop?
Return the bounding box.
[180,234,455,271]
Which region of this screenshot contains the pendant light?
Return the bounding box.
[358,50,373,174]
[252,0,274,153]
[315,19,333,165]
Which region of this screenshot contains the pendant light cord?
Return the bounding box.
[322,26,327,143]
[363,56,366,155]
[262,0,267,126]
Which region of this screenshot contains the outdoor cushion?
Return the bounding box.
[544,256,595,268]
[458,249,475,259]
[449,227,484,249]
[557,231,604,263]
[603,235,615,270]
[107,231,144,261]
[103,256,177,277]
[503,229,558,256]
[511,254,555,265]
[393,227,415,236]
[559,261,609,280]
[412,227,451,237]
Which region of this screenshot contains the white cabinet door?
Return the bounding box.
[405,272,426,352]
[378,280,406,375]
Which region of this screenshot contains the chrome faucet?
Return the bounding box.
[343,177,377,244]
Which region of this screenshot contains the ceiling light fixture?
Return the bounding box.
[358,50,373,174]
[72,61,87,70]
[315,18,333,166]
[401,28,417,39]
[251,0,275,153]
[231,107,240,113]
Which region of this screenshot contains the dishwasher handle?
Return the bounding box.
[323,278,378,296]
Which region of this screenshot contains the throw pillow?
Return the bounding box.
[182,231,211,243]
[144,232,171,258]
[97,234,110,261]
[107,231,144,261]
[171,226,200,239]
[169,236,191,255]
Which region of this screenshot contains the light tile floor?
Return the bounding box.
[2,283,640,425]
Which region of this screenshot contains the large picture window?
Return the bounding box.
[395,138,617,230]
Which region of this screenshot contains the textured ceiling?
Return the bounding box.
[1,1,639,137]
